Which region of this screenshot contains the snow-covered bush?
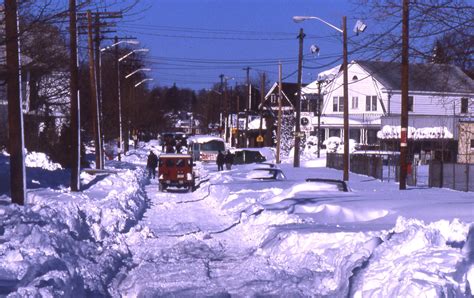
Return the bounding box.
[323,136,342,153]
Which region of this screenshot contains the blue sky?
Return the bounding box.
[117,0,364,90]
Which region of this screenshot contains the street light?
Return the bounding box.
[100,39,139,52]
[134,78,153,87]
[125,68,151,79]
[293,15,366,181]
[118,48,149,62]
[118,49,149,154]
[99,39,140,161]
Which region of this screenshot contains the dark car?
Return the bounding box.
[232,149,266,165]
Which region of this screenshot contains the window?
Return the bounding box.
[461,97,469,113]
[352,75,358,81]
[270,94,277,104]
[333,96,343,112]
[471,139,474,150]
[408,96,414,112]
[352,96,358,109]
[366,96,377,111]
[329,129,340,137]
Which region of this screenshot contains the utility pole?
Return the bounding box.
[219,74,224,139]
[5,0,25,205]
[244,67,251,147]
[294,28,305,167]
[317,80,323,158]
[236,95,240,147]
[94,12,104,169]
[399,0,409,190]
[342,16,349,181]
[258,72,266,147]
[115,36,123,161]
[69,0,81,191]
[87,11,102,170]
[224,79,229,144]
[276,62,283,164]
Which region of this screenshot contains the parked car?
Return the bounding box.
[158,154,196,192]
[232,149,266,165]
[246,168,286,180]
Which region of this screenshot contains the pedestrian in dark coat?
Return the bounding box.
[146,151,159,179]
[224,150,234,170]
[216,151,225,171]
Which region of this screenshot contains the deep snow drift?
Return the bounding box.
[0,142,473,296]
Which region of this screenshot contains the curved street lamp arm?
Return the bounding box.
[292,16,343,33]
[134,78,153,87]
[125,68,151,79]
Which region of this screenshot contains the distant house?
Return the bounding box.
[302,60,474,157]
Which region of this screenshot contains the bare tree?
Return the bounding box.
[351,0,473,68]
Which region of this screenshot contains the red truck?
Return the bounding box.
[158,154,196,192]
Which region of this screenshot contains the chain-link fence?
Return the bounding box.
[327,152,418,186]
[429,161,474,192]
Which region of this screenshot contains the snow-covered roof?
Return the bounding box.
[377,125,454,140]
[187,134,224,144]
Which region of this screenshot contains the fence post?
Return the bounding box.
[466,163,469,192]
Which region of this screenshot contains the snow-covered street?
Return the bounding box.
[0,142,473,296]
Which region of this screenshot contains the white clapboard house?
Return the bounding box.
[302,60,474,156]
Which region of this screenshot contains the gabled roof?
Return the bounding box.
[356,60,474,93]
[264,82,308,108]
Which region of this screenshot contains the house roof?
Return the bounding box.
[264,82,308,107]
[356,60,474,94]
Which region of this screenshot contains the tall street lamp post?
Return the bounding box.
[125,69,152,147]
[100,39,139,161]
[118,49,149,154]
[293,15,366,181]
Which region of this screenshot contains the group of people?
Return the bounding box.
[216,150,234,171]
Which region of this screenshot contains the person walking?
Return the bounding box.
[146,150,159,179]
[224,150,234,170]
[216,151,225,171]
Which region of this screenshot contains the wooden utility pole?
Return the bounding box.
[276,62,283,164]
[399,0,410,190]
[294,28,305,167]
[115,36,123,161]
[69,0,81,191]
[5,0,25,205]
[87,11,102,170]
[258,72,266,147]
[219,74,224,138]
[244,67,251,147]
[317,80,323,158]
[342,16,349,181]
[94,12,104,169]
[236,95,240,147]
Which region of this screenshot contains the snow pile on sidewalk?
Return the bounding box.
[207,165,474,296]
[0,152,147,296]
[25,151,62,171]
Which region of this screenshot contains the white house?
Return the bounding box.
[302,60,474,148]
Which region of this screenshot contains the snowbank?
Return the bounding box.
[0,152,148,296]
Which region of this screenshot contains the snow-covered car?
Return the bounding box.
[305,178,349,192]
[232,149,266,164]
[246,168,286,180]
